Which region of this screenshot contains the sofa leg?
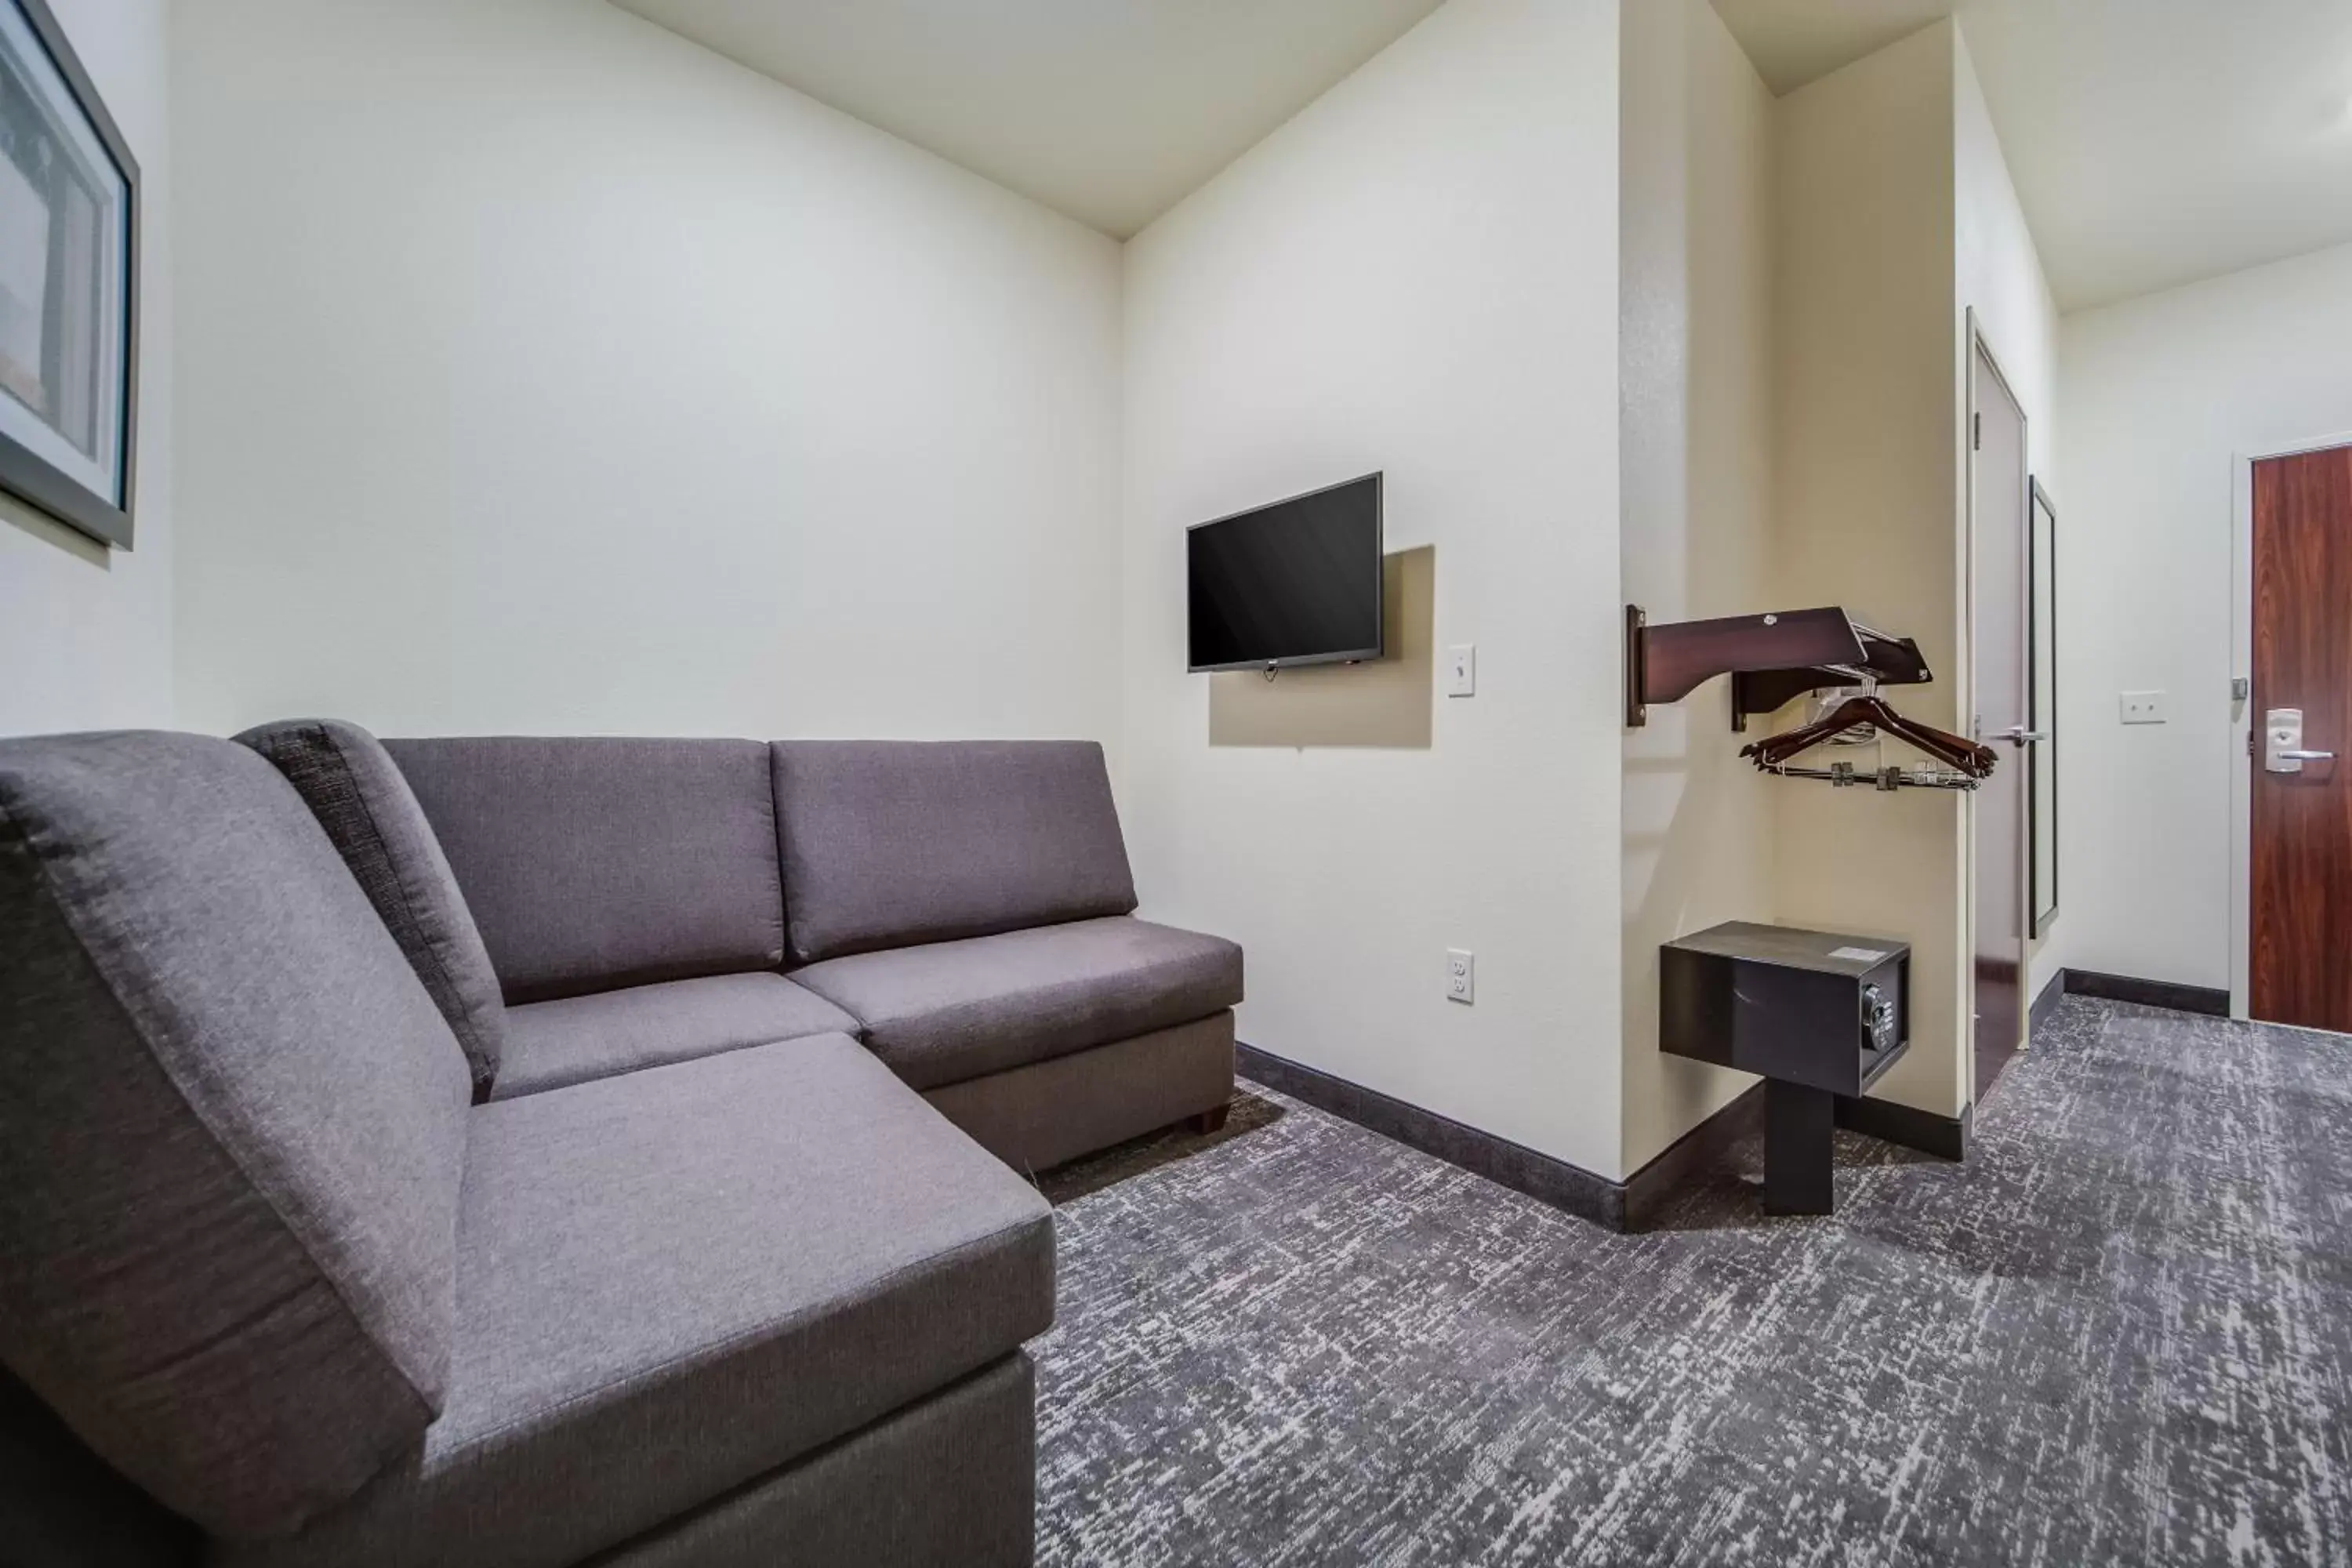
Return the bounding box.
[1187,1104,1231,1135]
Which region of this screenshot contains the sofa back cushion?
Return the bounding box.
[237,720,507,1100]
[384,738,784,1004]
[771,740,1137,964]
[0,732,470,1539]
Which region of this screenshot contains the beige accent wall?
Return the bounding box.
[1617,0,1779,1173]
[1208,548,1435,751]
[1767,22,1969,1120]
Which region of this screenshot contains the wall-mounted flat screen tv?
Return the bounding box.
[1187,473,1383,673]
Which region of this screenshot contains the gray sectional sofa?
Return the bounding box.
[0,727,1241,1567]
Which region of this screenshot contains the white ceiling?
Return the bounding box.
[613,0,2352,309]
[1715,0,2352,310]
[1958,0,2352,310]
[609,0,1446,240]
[1710,0,1957,97]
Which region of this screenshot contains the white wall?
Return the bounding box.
[1120,0,1627,1175]
[1769,23,1968,1117]
[1954,31,2056,501]
[171,0,1123,744]
[0,0,173,737]
[1953,24,2062,1004]
[2057,239,2352,990]
[1619,0,1777,1171]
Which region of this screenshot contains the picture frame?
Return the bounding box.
[0,0,138,549]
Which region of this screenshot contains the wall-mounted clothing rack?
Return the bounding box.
[1728,627,1928,732]
[1759,760,1980,793]
[1623,604,1933,731]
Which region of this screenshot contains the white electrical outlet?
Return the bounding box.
[2121,690,2167,724]
[1446,949,1475,1004]
[1447,644,1477,698]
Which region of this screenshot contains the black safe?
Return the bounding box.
[1659,922,1911,1214]
[1661,921,1909,1094]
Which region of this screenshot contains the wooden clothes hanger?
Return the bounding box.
[1745,695,1993,775]
[1744,695,1984,771]
[1740,694,1997,778]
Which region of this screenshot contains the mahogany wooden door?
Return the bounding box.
[2252,443,2352,1032]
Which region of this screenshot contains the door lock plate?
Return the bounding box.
[2266,708,2336,774]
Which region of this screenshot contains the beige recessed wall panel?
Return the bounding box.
[1767,20,1968,1120]
[1208,547,1433,750]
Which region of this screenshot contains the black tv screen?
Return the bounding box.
[1188,474,1384,673]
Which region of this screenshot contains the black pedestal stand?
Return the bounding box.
[1762,1080,1836,1215]
[1659,922,1915,1219]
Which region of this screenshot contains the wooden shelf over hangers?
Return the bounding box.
[1623,604,1933,731]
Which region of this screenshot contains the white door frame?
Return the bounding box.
[2227,427,2352,1022]
[1965,310,2032,1060]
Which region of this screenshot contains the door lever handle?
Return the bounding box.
[1991,726,2047,746]
[2266,708,2333,772]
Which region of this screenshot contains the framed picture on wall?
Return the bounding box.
[0,0,137,549]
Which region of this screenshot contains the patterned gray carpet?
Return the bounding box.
[1032,999,2352,1566]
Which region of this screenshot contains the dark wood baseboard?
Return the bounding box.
[1833,1093,1969,1161]
[1237,1044,1775,1232]
[2028,966,2067,1033]
[1622,1083,1764,1230]
[1236,1043,1626,1229]
[1238,1043,1966,1225]
[2063,967,2229,1018]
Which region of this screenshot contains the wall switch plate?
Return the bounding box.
[2121,691,2166,724]
[1446,645,1476,698]
[1446,949,1475,1004]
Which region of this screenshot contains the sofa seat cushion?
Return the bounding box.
[490,973,858,1100]
[222,1036,1054,1568]
[790,916,1243,1092]
[237,719,508,1098]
